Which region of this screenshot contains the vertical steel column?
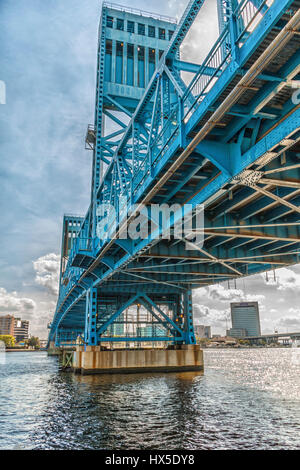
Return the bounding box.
[161,73,170,122]
[172,296,185,345]
[217,0,242,64]
[85,287,98,346]
[93,11,106,194]
[132,120,140,175]
[134,44,139,87]
[123,41,127,85]
[54,328,60,348]
[112,40,117,83]
[183,289,196,344]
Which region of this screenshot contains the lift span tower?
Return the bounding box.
[48,0,300,369]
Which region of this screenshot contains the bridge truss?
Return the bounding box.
[48,0,300,348]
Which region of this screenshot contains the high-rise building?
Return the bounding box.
[226,328,247,338]
[136,325,166,337]
[230,302,261,337]
[109,313,125,337]
[14,318,29,342]
[194,325,211,339]
[0,315,15,336]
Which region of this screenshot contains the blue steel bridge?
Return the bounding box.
[48,0,300,348]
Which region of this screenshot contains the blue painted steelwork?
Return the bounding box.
[48,0,300,349]
[55,329,84,348]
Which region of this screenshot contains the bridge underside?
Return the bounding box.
[49,0,300,349]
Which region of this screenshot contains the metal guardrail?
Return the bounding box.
[67,237,93,267]
[183,0,274,119]
[103,2,177,24]
[59,238,93,300]
[64,213,84,220]
[235,0,272,42]
[183,25,232,120]
[133,0,275,193]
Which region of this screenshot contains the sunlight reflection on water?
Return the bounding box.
[0,349,299,450]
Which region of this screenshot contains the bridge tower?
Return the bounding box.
[84,3,197,348]
[51,3,201,349]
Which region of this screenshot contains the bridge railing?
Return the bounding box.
[182,24,232,121]
[183,0,273,120]
[59,266,83,303]
[151,107,180,166]
[235,0,272,43]
[102,2,177,23]
[67,237,93,267]
[131,0,275,197]
[57,239,90,307]
[132,106,180,193]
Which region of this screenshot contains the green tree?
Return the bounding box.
[239,339,251,346]
[26,336,40,349]
[0,335,15,347]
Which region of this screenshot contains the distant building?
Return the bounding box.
[109,313,125,337]
[136,326,165,337]
[0,315,15,336]
[230,302,261,337]
[194,325,211,339]
[0,315,30,342]
[226,328,248,339]
[14,318,29,342]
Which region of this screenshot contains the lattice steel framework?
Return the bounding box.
[48,0,300,348]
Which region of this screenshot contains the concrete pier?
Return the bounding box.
[72,345,204,375]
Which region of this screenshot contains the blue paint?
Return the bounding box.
[48,0,300,348]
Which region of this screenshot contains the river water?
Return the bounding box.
[0,349,299,450]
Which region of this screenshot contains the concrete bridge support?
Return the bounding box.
[72,344,203,375]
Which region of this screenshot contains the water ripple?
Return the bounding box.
[0,349,299,449]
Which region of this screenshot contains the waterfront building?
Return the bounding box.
[226,328,248,339]
[14,318,30,342]
[194,325,211,339]
[0,315,30,341]
[109,313,125,337]
[136,325,165,337]
[230,302,261,337]
[0,315,15,336]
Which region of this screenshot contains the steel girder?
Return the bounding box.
[48,0,300,347]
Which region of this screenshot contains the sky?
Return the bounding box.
[0,0,300,338]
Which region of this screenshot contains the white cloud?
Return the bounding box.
[167,0,186,16]
[193,303,230,327]
[277,315,300,328]
[262,267,300,291]
[289,308,300,315]
[0,287,36,313]
[193,283,267,334]
[194,284,265,304]
[33,253,60,296]
[194,304,210,318]
[209,284,245,302]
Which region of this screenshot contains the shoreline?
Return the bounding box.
[4,349,42,352]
